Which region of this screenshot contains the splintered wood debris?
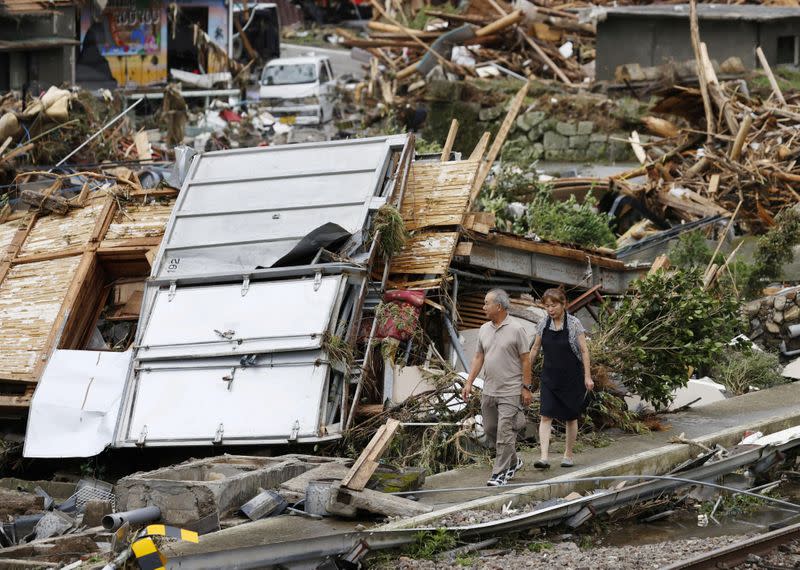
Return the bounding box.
[17,200,105,258]
[0,255,81,377]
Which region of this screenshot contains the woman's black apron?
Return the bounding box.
[540,316,586,421]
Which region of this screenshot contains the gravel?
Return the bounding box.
[732,537,800,568]
[375,535,750,569]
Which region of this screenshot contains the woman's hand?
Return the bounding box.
[584,376,595,391]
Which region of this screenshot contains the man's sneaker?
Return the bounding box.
[486,472,508,487]
[506,457,524,480]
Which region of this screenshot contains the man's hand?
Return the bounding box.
[521,386,532,406]
[584,376,595,391]
[461,382,473,402]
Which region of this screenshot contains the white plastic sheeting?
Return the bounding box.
[24,350,130,458]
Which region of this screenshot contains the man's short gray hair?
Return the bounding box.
[487,288,510,310]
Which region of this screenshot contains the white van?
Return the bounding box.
[259,55,336,125]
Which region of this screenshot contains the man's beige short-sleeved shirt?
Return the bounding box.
[477,316,530,397]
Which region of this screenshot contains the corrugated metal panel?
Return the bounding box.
[154,136,406,278]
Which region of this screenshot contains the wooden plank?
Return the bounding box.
[19,188,69,215]
[0,255,82,377]
[648,255,671,275]
[341,418,401,491]
[470,81,529,203]
[390,232,459,275]
[478,233,626,270]
[454,241,473,257]
[440,119,459,163]
[756,46,786,106]
[31,251,95,381]
[469,132,491,162]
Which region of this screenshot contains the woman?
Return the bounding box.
[528,288,594,468]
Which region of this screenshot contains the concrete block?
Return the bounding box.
[115,455,311,526]
[82,500,112,528]
[543,131,568,151]
[569,135,589,150]
[577,121,594,135]
[744,300,762,317]
[555,121,577,136]
[590,133,608,143]
[480,106,503,122]
[517,111,546,132]
[425,80,462,102]
[587,142,608,160]
[531,142,544,161]
[327,483,433,519]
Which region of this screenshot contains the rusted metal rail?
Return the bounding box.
[663,520,800,569]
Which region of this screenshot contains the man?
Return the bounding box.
[461,289,532,486]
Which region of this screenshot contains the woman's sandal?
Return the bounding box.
[533,460,550,469]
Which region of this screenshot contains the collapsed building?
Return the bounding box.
[0,123,646,457]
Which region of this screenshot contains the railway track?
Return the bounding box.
[663,520,800,569]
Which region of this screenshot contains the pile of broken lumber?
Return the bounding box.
[339,0,593,86]
[614,1,800,232]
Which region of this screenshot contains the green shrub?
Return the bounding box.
[711,345,785,395]
[591,269,741,410]
[479,168,616,249]
[669,230,713,269]
[746,205,800,297]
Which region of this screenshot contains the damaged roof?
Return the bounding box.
[595,3,800,21]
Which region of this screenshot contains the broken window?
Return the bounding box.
[776,36,799,66]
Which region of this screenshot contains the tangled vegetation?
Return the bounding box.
[480,168,616,249]
[591,269,741,410]
[371,204,409,258]
[711,344,785,395]
[668,230,753,297]
[746,205,800,297]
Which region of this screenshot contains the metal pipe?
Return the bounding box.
[444,315,469,374]
[389,475,800,512]
[448,267,527,285]
[102,506,161,531]
[54,98,144,168]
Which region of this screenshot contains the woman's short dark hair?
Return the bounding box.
[542,288,567,306]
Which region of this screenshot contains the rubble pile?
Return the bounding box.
[745,286,800,353]
[615,52,800,232]
[341,0,594,87]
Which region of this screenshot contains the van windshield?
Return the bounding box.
[261,63,317,85]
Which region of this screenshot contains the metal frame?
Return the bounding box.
[111,135,411,449]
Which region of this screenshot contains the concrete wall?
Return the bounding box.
[595,15,795,80]
[0,9,76,91]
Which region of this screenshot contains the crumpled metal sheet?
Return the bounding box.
[24,350,130,458]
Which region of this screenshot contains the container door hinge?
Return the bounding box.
[214,423,224,445]
[241,275,251,297]
[168,281,177,301]
[221,367,236,390]
[136,425,148,447]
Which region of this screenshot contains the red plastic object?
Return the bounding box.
[375,290,425,341]
[220,109,242,123]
